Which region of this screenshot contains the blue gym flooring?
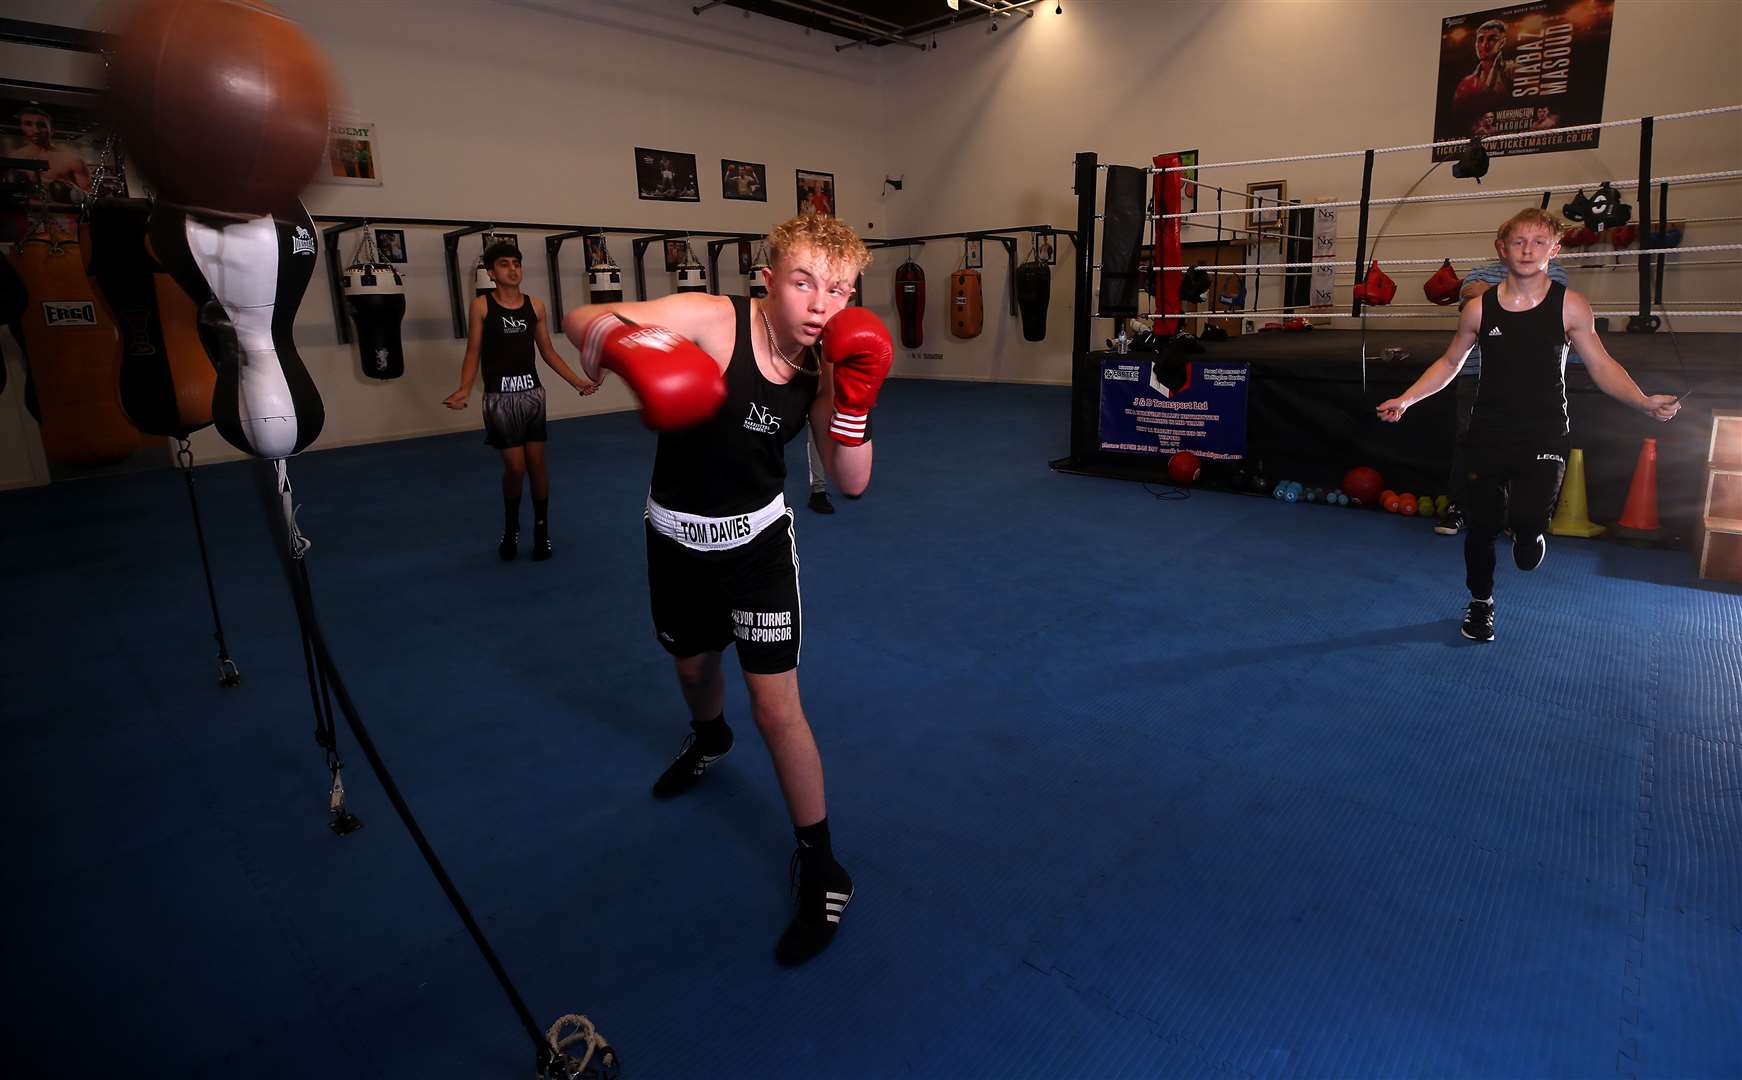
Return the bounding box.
[5,380,1738,1078]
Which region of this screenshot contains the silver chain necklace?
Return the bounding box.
[761,305,816,375]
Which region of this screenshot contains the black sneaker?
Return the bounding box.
[1514,532,1546,571]
[807,490,835,515]
[1460,599,1495,642]
[651,720,733,799]
[498,532,519,561]
[1434,507,1465,536]
[775,851,853,966]
[531,530,553,562]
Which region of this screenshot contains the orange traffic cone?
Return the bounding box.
[1613,437,1662,541]
[1550,447,1606,537]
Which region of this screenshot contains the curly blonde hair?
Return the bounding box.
[1496,207,1566,244]
[767,211,871,279]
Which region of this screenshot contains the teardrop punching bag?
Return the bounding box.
[342,260,406,380]
[82,197,216,438]
[894,260,924,348]
[8,234,140,464]
[151,200,324,459]
[1015,255,1050,342]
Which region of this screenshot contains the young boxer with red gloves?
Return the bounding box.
[563,212,889,965]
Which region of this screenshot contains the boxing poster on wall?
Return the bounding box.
[322,118,382,186]
[797,170,834,217]
[1099,358,1249,460]
[1431,1,1613,160]
[0,81,121,242]
[636,148,700,202]
[722,159,767,201]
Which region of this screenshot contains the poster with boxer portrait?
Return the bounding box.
[321,118,383,185]
[636,148,700,202]
[1432,1,1613,160]
[797,170,834,217]
[0,81,122,242]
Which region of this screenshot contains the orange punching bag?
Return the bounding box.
[949,268,983,339]
[82,198,215,438]
[9,233,140,465]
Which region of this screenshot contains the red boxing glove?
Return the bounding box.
[820,307,892,446]
[1353,261,1396,306]
[1423,259,1461,306]
[567,312,726,430]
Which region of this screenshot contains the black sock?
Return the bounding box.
[533,497,549,534]
[692,712,730,751]
[794,817,834,864]
[504,495,521,535]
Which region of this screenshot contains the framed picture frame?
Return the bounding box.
[0,78,126,242]
[374,228,407,263]
[1246,180,1287,231]
[663,238,690,273]
[796,169,834,217]
[722,159,766,202]
[1037,234,1056,265]
[964,238,983,269]
[636,147,700,202]
[320,117,383,187]
[584,234,612,270]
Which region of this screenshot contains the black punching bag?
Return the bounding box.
[343,260,407,380]
[1015,253,1050,342]
[895,259,924,349]
[0,248,25,396]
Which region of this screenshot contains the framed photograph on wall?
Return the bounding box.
[0,79,126,242]
[374,228,407,263]
[722,159,767,202]
[321,117,382,187]
[585,234,612,270]
[1246,180,1287,230]
[796,169,834,217]
[636,147,700,202]
[964,239,983,269]
[663,238,690,272]
[1037,234,1056,265]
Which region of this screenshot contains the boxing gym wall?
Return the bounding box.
[872,0,1740,386]
[0,0,897,482]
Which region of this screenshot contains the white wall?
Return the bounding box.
[877,0,1742,384]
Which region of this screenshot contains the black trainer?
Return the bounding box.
[498,531,519,561]
[1460,599,1495,642]
[1434,507,1465,536]
[1514,532,1546,571]
[807,490,835,515]
[775,851,853,966]
[531,530,553,562]
[651,719,733,799]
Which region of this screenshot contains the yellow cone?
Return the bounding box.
[1551,447,1606,538]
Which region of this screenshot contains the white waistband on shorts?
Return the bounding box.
[645,491,787,552]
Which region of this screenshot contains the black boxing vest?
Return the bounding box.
[895,260,925,349]
[1015,258,1050,342]
[480,292,540,394]
[649,295,817,518]
[1468,282,1571,447]
[343,262,406,380]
